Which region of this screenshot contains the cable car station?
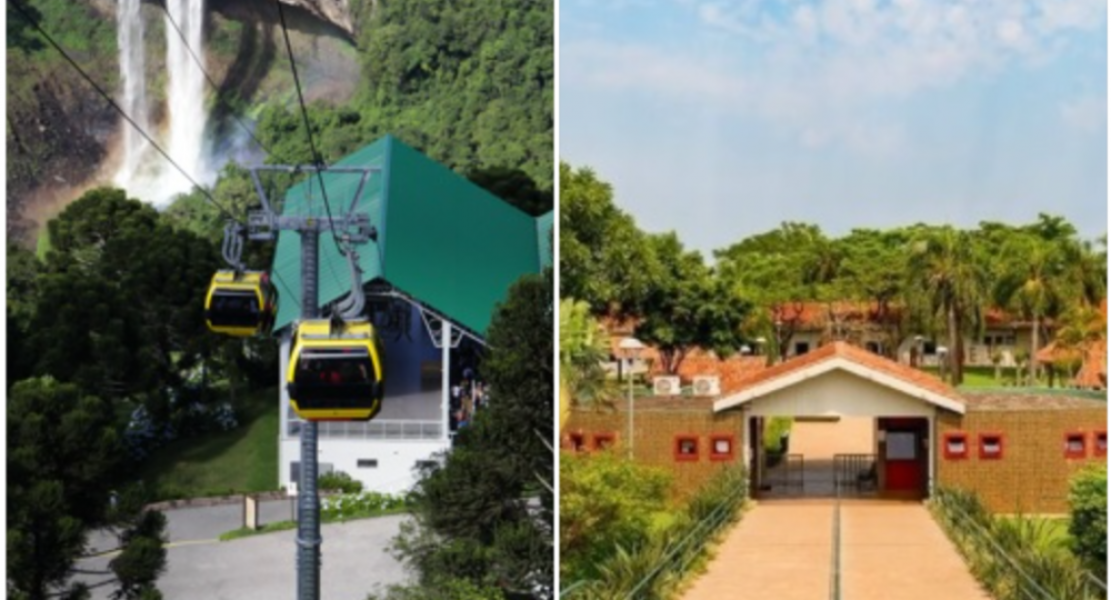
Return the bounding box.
[264,135,552,494]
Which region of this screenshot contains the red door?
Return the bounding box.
[883,426,924,493]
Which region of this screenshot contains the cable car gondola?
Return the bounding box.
[204,270,277,337]
[286,319,384,421]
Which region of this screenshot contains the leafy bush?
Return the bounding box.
[565,463,748,599]
[321,491,407,521]
[1068,465,1107,577]
[560,450,672,581]
[318,471,364,494]
[932,488,1103,600]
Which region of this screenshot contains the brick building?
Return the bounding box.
[565,342,1106,513]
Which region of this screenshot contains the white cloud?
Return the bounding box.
[563,0,1105,154]
[1060,95,1108,134]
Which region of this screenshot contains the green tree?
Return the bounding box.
[559,163,660,315]
[905,227,987,385]
[389,273,553,598]
[559,297,612,408]
[994,232,1070,384]
[29,187,233,425]
[636,233,750,373]
[7,377,166,600]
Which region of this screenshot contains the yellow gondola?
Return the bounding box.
[286,320,384,421]
[204,271,277,337]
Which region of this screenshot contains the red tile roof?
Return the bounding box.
[773,301,1030,329]
[648,348,768,394]
[727,341,964,406]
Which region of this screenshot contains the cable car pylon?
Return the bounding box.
[234,163,380,600]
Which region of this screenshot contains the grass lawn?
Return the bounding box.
[919,365,1037,388]
[136,386,279,500]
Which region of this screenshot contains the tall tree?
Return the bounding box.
[7,377,166,600]
[636,233,751,373]
[559,163,660,315]
[906,227,988,385]
[386,273,553,599]
[994,232,1070,383]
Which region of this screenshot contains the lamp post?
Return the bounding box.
[619,337,645,460]
[914,335,924,368]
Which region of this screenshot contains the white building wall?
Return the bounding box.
[279,438,450,494]
[746,370,935,418]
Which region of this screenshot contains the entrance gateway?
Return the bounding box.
[714,342,966,500]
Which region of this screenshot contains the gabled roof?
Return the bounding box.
[714,341,966,414]
[270,135,550,337]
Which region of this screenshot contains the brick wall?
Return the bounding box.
[565,408,747,499]
[937,408,1107,514]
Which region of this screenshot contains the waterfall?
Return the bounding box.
[113,0,151,190]
[163,0,209,202]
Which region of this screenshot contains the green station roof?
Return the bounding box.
[270,135,552,337]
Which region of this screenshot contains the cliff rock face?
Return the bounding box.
[280,0,354,36]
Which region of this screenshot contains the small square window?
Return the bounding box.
[674,435,699,462]
[710,435,735,461]
[592,432,617,451]
[1094,432,1107,458]
[943,433,968,459]
[357,459,378,468]
[1064,433,1087,459]
[979,434,1003,460]
[568,432,586,452]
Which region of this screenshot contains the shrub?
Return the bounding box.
[321,491,407,521]
[1068,465,1107,577]
[318,471,363,494]
[559,450,672,581]
[932,488,1102,600]
[568,464,748,599]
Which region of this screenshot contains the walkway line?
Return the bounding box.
[829,498,841,600]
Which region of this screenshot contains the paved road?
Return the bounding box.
[681,500,989,600]
[74,500,410,600]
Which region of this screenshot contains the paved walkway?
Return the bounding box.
[842,502,990,600]
[681,500,989,600]
[681,500,834,600]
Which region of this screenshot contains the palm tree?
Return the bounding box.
[995,233,1070,385]
[559,297,613,414]
[906,227,987,386]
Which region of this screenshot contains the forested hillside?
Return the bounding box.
[7,0,553,242]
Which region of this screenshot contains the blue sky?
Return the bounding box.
[560,0,1108,255]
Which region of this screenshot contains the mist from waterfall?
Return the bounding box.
[112,0,214,208]
[113,0,152,190]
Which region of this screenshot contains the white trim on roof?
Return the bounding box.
[713,356,965,415]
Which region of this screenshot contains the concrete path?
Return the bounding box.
[681,500,834,600]
[681,500,989,600]
[841,501,990,600]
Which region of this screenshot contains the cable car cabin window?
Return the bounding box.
[292,348,378,409]
[208,290,261,327]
